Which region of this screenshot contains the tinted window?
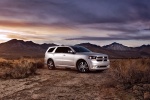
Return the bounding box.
[48,47,55,52]
[71,46,91,52]
[55,47,72,53]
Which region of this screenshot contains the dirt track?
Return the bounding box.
[0,68,128,100]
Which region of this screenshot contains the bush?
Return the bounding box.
[33,59,44,69]
[0,58,44,79]
[110,59,150,89]
[0,59,13,68]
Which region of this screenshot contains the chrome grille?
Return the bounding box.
[96,57,103,61]
[104,56,107,61]
[96,56,108,61]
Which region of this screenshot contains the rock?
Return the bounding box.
[136,84,143,87]
[144,92,150,100]
[133,85,144,91]
[143,84,150,91]
[32,94,39,99]
[133,90,143,96]
[133,89,144,100]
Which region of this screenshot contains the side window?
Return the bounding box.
[63,47,72,53]
[55,47,72,53]
[55,47,63,53]
[48,47,55,52]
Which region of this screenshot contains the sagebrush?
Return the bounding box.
[110,59,150,89]
[0,58,44,79]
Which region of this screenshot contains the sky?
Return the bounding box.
[0,0,150,47]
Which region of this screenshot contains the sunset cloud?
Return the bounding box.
[0,0,150,46]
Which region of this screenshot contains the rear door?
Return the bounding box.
[53,47,64,66]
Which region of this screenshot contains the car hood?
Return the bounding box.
[76,52,108,56]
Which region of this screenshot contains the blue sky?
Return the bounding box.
[0,0,150,47]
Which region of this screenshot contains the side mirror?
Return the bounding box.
[68,50,76,54]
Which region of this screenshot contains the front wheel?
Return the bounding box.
[47,59,55,70]
[77,60,89,73]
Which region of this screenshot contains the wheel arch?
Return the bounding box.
[47,58,54,64]
[76,59,88,69]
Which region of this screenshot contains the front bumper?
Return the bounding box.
[88,59,110,70]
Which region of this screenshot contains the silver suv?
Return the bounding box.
[45,46,110,73]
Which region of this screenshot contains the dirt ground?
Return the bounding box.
[0,68,133,100]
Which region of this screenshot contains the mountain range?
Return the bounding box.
[0,39,150,59]
[0,39,57,59]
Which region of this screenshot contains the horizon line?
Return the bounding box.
[0,38,150,48]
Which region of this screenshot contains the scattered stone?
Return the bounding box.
[144,92,150,100]
[143,84,150,91]
[133,85,144,91]
[32,94,39,99]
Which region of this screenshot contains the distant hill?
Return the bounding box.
[0,39,149,59]
[135,45,150,58]
[76,43,150,58]
[0,39,57,59]
[103,42,131,51]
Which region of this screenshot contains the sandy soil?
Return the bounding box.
[0,68,131,100]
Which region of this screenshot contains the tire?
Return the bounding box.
[47,59,55,70]
[77,60,89,73]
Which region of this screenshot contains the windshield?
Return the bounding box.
[71,46,91,52]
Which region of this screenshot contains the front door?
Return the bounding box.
[54,47,75,67]
[63,53,75,67]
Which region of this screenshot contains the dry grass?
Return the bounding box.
[0,58,13,68]
[0,58,44,79]
[1,57,150,87]
[110,59,150,89]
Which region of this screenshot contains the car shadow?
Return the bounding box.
[51,68,106,74]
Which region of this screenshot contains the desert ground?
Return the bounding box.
[0,68,116,100]
[0,59,150,100]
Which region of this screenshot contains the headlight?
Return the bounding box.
[88,56,97,59]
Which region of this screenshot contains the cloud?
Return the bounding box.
[1,0,150,29]
[66,35,150,41]
[7,34,46,40]
[0,0,150,46]
[66,29,150,41]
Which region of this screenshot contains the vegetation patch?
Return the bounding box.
[109,59,150,99]
[0,58,44,79]
[110,59,150,88]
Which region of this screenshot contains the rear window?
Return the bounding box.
[48,47,55,52]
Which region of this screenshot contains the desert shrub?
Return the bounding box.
[0,58,44,79]
[0,59,13,68]
[1,59,36,79]
[110,59,150,89]
[33,59,44,69]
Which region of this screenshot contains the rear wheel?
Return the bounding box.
[47,59,55,70]
[77,60,89,73]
